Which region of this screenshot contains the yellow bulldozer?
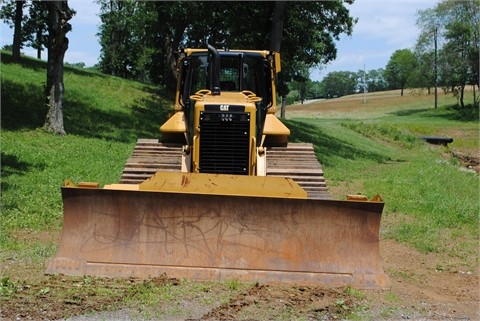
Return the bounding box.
[46,45,390,289]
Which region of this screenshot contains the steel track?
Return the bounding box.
[120,139,330,199]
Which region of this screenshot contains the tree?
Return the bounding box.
[97,0,136,78]
[43,1,74,135]
[289,70,311,104]
[275,1,355,95]
[1,0,49,61]
[98,1,190,86]
[384,49,417,96]
[269,1,287,116]
[308,81,323,99]
[416,7,442,107]
[438,0,479,107]
[11,0,25,62]
[24,1,49,59]
[97,0,356,95]
[0,0,26,62]
[269,1,286,51]
[416,0,479,108]
[321,71,357,98]
[154,1,193,89]
[366,68,388,92]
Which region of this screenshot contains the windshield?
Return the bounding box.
[182,52,272,107]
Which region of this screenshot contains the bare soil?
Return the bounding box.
[453,150,480,173]
[0,230,478,321]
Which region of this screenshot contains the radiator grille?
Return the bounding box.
[199,111,250,174]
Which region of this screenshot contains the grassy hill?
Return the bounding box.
[1,51,173,140]
[1,51,173,238]
[1,51,478,320]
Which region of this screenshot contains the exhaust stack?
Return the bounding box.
[207,44,221,95]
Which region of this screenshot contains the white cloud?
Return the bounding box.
[326,53,365,70]
[1,0,101,66]
[65,50,98,67]
[311,0,437,80]
[69,0,101,26]
[349,1,432,47]
[66,0,102,66]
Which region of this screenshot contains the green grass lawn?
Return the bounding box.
[284,94,479,265]
[1,52,173,253]
[1,51,479,271]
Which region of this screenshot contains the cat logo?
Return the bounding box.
[220,105,229,111]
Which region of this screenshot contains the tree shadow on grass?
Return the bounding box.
[64,92,171,142]
[390,104,479,122]
[390,108,432,117]
[1,80,46,130]
[0,152,46,193]
[283,119,389,167]
[1,50,107,79]
[1,79,172,143]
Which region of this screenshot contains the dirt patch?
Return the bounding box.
[379,239,479,320]
[199,283,359,320]
[1,235,478,321]
[452,150,480,173]
[198,239,479,321]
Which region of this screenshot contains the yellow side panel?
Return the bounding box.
[160,111,186,133]
[263,114,290,135]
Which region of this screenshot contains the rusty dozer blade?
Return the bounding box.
[47,174,390,289]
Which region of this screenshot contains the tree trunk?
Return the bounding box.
[459,85,465,108]
[269,1,285,52]
[165,23,187,93]
[155,2,187,92]
[281,96,286,118]
[473,84,476,105]
[12,1,25,63]
[270,1,287,118]
[36,29,42,59]
[44,1,73,135]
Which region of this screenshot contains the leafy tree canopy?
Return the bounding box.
[416,0,479,107]
[384,49,417,96]
[97,0,357,92]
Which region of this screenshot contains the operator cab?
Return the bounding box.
[178,50,274,110]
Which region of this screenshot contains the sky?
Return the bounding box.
[0,0,437,81]
[311,0,436,81]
